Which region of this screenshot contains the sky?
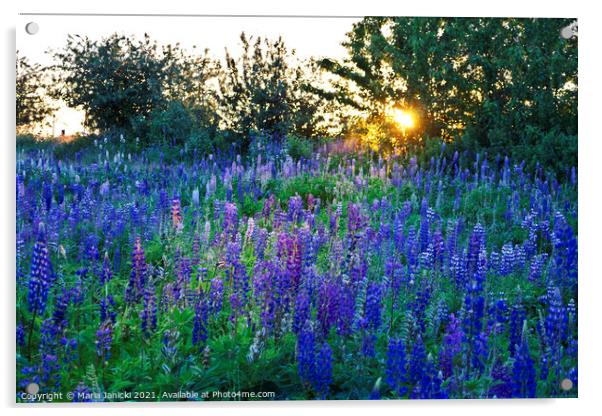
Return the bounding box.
[17,14,360,135]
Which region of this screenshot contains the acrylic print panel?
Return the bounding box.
[16,14,578,403]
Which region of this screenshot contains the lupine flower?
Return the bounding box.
[386,338,408,397]
[408,335,427,386]
[71,383,93,402]
[95,321,112,362]
[412,356,448,399]
[293,289,311,334]
[140,281,157,335]
[192,299,209,348]
[509,305,526,356]
[439,314,463,379]
[364,282,383,331]
[512,323,537,398]
[488,359,513,398]
[171,198,183,231]
[209,278,224,315]
[126,236,147,303]
[223,202,238,240]
[313,342,333,399]
[100,295,117,323]
[191,187,200,207]
[17,324,25,347]
[100,252,112,286]
[28,223,54,315]
[297,322,316,388]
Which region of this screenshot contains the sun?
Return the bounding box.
[390,108,415,129]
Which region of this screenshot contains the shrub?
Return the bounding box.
[286,136,313,161]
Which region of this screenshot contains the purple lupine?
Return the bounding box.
[175,255,192,303]
[411,286,431,333]
[126,236,147,303]
[471,331,489,374]
[209,278,224,315]
[71,383,93,402]
[488,359,513,398]
[288,195,303,223]
[140,281,157,335]
[223,202,238,241]
[28,223,54,315]
[439,314,464,379]
[419,198,430,252]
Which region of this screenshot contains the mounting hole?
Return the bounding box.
[25,22,39,35]
[25,382,39,395]
[560,378,573,391]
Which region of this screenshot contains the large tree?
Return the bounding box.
[217,33,328,150]
[319,17,577,156]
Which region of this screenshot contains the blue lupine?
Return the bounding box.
[408,336,427,386]
[509,305,526,356]
[364,282,383,331]
[293,289,311,334]
[297,322,316,387]
[192,299,209,347]
[313,342,333,399]
[386,338,408,397]
[28,223,54,315]
[512,325,537,398]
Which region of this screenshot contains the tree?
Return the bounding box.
[217,33,328,150]
[50,33,168,134]
[319,17,577,159]
[16,52,55,133]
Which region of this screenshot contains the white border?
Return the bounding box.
[2,1,600,415]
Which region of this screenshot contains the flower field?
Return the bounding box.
[16,143,578,401]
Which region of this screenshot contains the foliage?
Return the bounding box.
[286,136,314,161]
[16,52,56,133]
[50,34,220,138]
[319,17,577,162]
[16,142,577,401]
[217,33,328,150]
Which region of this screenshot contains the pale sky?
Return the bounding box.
[17,14,360,135]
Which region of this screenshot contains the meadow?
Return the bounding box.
[16,139,578,401]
